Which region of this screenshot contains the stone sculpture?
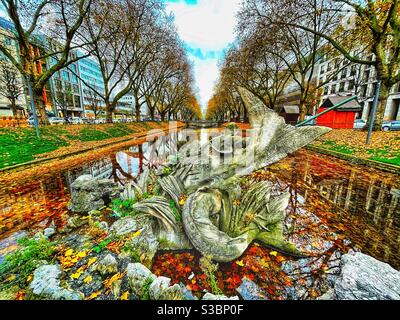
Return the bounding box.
[70,88,331,262]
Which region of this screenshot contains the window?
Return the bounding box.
[74,96,81,109]
[350,65,357,77]
[331,85,336,94]
[70,74,78,83]
[341,70,347,79]
[324,87,329,95]
[348,80,355,91]
[364,70,371,81]
[361,85,368,97]
[320,65,325,74]
[339,82,345,92]
[63,71,69,81]
[73,84,80,93]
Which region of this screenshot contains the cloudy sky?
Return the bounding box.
[0,1,241,111]
[164,0,241,111]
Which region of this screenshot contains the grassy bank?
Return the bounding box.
[312,129,400,167]
[0,122,177,169]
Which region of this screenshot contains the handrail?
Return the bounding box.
[296,96,358,127]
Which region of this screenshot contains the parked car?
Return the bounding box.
[69,117,83,124]
[353,119,367,129]
[94,118,106,124]
[382,120,400,131]
[49,117,66,125]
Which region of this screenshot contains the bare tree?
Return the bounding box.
[0,61,23,116]
[0,0,93,125]
[241,0,400,130]
[83,86,103,120]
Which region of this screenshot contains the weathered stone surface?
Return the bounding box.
[236,278,268,300]
[158,227,192,250]
[67,215,88,229]
[43,227,56,238]
[126,263,156,298]
[94,254,118,277]
[149,276,170,300]
[68,175,122,213]
[330,252,400,300]
[202,292,239,300]
[110,217,140,237]
[149,277,184,300]
[29,265,82,300]
[130,223,159,268]
[179,283,198,300]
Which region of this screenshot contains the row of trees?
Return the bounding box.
[0,0,201,124]
[207,0,400,130]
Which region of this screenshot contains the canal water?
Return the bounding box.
[0,128,399,298]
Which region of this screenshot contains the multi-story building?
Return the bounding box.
[115,91,149,120]
[0,17,27,116]
[76,53,106,119]
[317,54,400,121]
[48,51,84,118]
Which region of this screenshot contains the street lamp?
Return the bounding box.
[26,75,40,139]
[366,81,381,145]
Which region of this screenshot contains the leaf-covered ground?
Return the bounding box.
[0,122,182,169]
[311,129,400,166]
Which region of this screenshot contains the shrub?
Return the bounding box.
[0,237,56,289]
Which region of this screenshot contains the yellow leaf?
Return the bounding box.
[83,275,93,284]
[6,274,16,282]
[65,249,74,257]
[70,267,84,280]
[259,259,269,268]
[120,291,129,300]
[235,260,245,267]
[269,251,278,257]
[76,251,88,258]
[132,230,141,238]
[87,257,97,267]
[87,291,101,300]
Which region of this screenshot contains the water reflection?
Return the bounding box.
[0,129,399,275]
[261,150,400,269]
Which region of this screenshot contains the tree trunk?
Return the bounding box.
[33,89,49,125]
[243,107,248,123]
[10,100,18,116]
[299,99,307,122]
[135,97,141,122]
[372,82,389,131]
[106,102,114,123]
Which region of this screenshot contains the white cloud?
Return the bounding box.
[165,0,241,111]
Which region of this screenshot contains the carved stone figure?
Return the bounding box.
[70,89,331,262]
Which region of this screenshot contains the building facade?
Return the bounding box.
[317,55,400,121]
[48,51,84,118]
[0,17,27,116]
[76,53,106,119]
